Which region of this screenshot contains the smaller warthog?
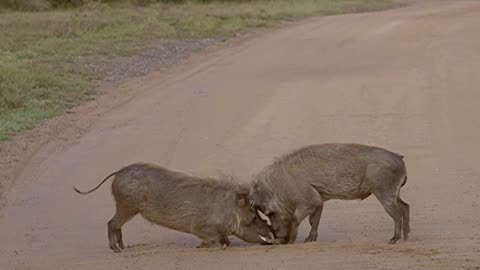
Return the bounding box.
[74,163,275,252]
[250,143,410,245]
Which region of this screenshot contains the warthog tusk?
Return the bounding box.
[259,236,280,245]
[257,209,272,226]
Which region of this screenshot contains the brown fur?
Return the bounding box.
[249,143,409,245]
[74,163,274,252]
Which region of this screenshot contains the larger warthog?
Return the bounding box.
[249,143,409,245]
[74,163,275,252]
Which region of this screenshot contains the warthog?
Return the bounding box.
[249,143,409,245]
[74,163,275,252]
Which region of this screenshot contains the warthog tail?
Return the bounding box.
[73,169,122,195]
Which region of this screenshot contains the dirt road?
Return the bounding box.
[1,1,480,269]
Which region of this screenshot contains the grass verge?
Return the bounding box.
[0,0,393,141]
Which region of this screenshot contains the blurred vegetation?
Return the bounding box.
[0,0,393,140]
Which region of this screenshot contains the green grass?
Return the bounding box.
[0,0,393,141]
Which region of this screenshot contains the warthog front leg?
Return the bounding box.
[197,239,224,248]
[304,204,324,243]
[221,237,231,247]
[195,225,227,249]
[288,206,314,244]
[287,220,300,244]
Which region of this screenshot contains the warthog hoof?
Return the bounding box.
[110,244,122,253]
[388,237,399,244]
[197,240,224,248]
[304,233,318,243]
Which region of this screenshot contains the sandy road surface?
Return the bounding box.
[1,1,480,269]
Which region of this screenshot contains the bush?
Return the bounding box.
[0,0,254,11]
[48,0,90,8]
[0,0,51,11]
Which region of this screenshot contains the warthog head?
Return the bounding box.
[248,182,293,244]
[233,189,280,245]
